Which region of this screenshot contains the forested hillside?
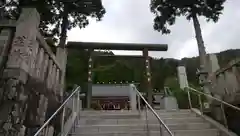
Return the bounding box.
[66,48,240,92]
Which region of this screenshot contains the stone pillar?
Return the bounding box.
[87,49,93,109]
[0,8,40,136]
[177,66,189,89]
[56,47,67,99]
[142,48,152,105]
[208,54,220,73]
[129,85,137,110]
[79,100,82,110]
[177,66,192,109]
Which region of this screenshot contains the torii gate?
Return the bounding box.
[66,41,168,108]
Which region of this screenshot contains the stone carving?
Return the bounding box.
[0,78,28,136]
[7,36,30,73]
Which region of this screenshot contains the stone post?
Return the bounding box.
[129,85,137,110]
[0,8,40,136]
[56,47,67,99]
[177,66,189,89]
[177,66,193,109]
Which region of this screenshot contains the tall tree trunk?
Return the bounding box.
[192,13,213,102]
[56,7,69,97]
[192,13,223,122]
[55,7,69,136]
[192,13,207,68]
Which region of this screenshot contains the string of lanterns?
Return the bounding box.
[95,81,137,84]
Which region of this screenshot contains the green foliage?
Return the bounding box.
[150,0,226,34]
[164,76,206,109]
[164,77,189,109]
[66,49,88,91]
[66,49,240,94]
[4,0,105,42]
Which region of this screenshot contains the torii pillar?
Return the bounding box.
[143,48,153,106]
[87,49,93,109]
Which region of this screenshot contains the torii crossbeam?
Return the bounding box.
[67,42,168,51]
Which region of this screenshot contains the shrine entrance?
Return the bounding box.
[66,41,168,108]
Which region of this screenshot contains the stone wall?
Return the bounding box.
[0,8,64,136]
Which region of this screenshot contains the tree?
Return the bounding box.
[150,0,225,73]
[4,0,105,46]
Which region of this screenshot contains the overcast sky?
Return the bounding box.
[68,0,240,59]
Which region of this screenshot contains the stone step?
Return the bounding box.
[80,112,196,120]
[80,114,140,119]
[155,109,191,113]
[78,117,204,125]
[80,110,195,119]
[74,122,212,133]
[70,129,218,136]
[144,112,197,118]
[80,109,191,116]
[80,109,191,115]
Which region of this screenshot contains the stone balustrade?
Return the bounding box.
[0,8,64,136]
[212,58,240,104]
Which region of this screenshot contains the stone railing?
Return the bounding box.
[212,58,240,104]
[0,8,64,136]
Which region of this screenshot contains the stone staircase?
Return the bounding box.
[68,109,232,136]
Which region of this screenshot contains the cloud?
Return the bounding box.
[67,0,240,59]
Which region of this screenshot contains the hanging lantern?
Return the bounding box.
[88,77,92,82]
[89,57,92,62]
[147,77,151,82]
[147,72,150,76]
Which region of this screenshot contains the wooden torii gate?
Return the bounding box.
[67,41,168,108]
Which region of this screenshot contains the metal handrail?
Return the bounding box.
[131,84,174,136]
[186,87,240,111]
[185,86,240,128]
[34,86,81,136]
